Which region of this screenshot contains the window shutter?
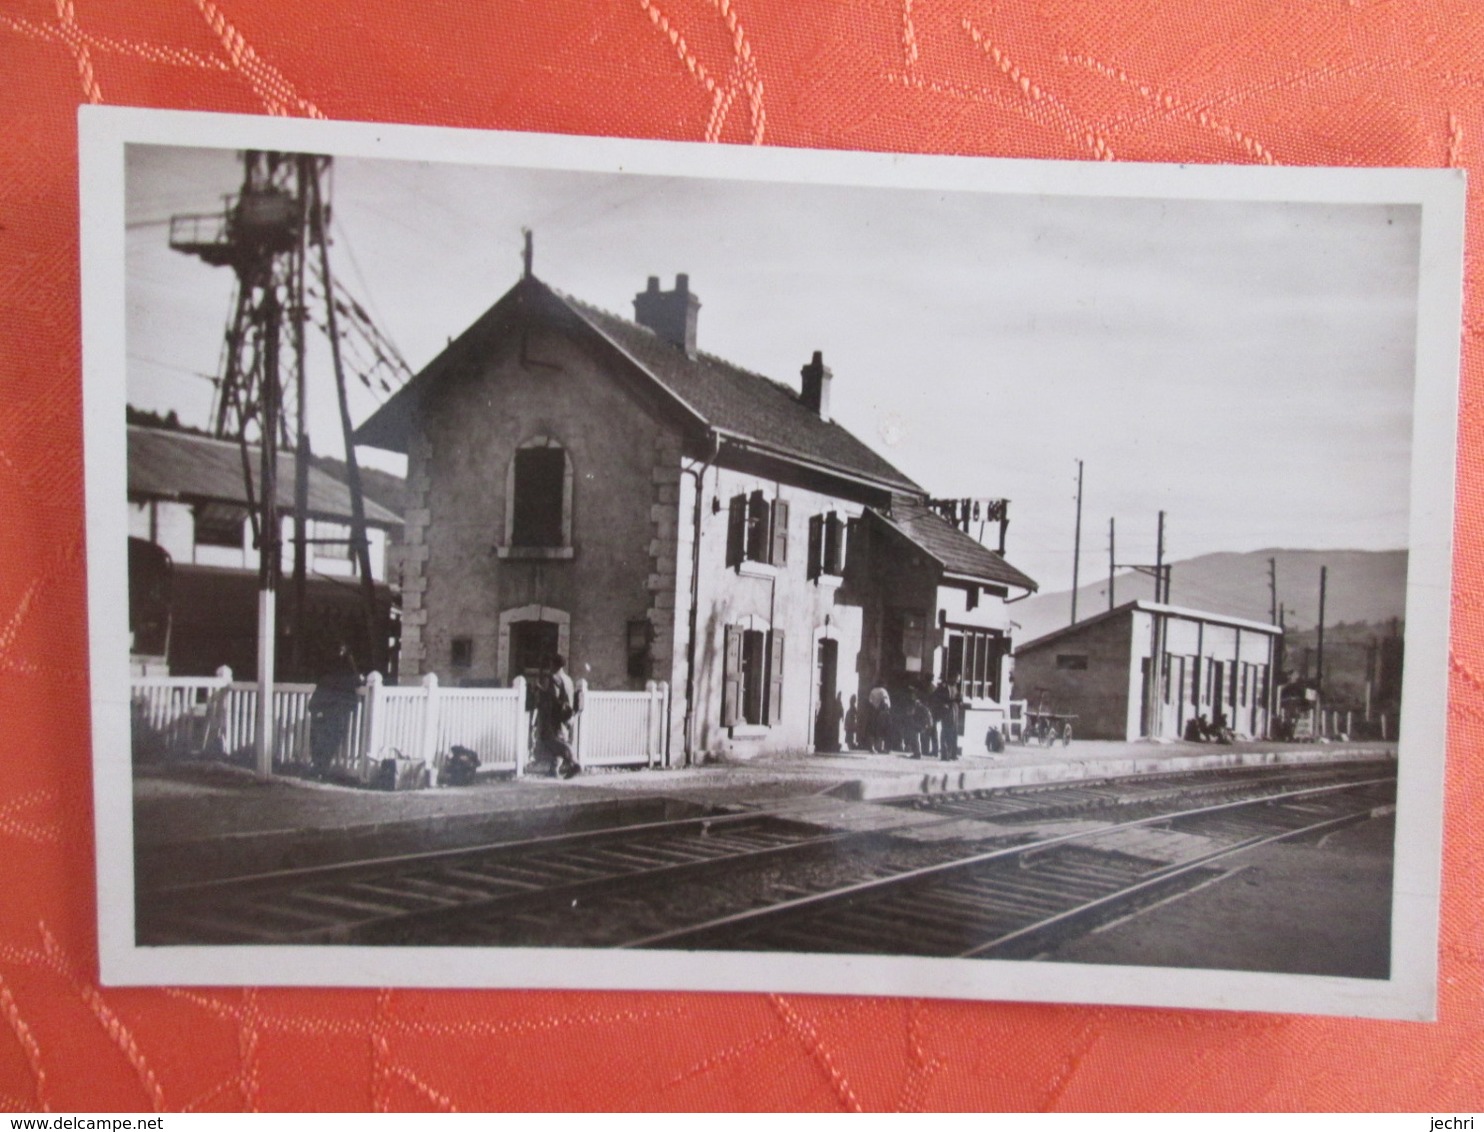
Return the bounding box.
[726,494,746,568]
[807,514,824,580]
[766,629,786,726]
[838,514,850,574]
[722,625,742,726]
[770,498,789,566]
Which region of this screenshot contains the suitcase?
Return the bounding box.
[366,750,430,791]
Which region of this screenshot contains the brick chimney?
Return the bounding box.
[800,350,832,422]
[633,273,700,357]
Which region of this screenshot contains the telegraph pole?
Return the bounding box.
[1155,510,1166,602]
[255,290,281,780]
[1071,459,1084,624]
[1316,565,1328,701]
[1108,517,1116,611]
[1267,557,1278,625]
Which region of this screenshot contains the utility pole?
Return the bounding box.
[255,290,281,780]
[1267,556,1278,625]
[290,156,311,678]
[309,166,381,672]
[1316,565,1328,702]
[1155,510,1166,602]
[1071,459,1084,624]
[1366,635,1378,721]
[1108,517,1116,612]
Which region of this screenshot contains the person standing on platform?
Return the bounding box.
[911,684,936,758]
[867,680,892,753]
[308,642,360,780]
[932,674,961,760]
[536,653,580,779]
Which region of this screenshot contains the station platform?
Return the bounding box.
[132,738,1396,887]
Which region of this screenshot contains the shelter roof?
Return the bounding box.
[870,494,1038,593]
[127,425,403,528]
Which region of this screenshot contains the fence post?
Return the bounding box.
[574,678,589,768]
[362,671,386,772]
[512,675,527,778]
[663,681,672,768]
[644,680,659,767]
[204,666,233,759]
[419,671,440,786]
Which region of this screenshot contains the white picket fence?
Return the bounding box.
[130,668,670,784]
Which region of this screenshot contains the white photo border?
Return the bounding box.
[82,105,1465,1019]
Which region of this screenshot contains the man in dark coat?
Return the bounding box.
[308,642,360,779]
[931,675,961,760]
[535,653,580,779]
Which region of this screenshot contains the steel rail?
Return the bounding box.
[141,764,1394,947]
[148,806,807,897]
[958,802,1394,958]
[155,760,1383,899]
[618,776,1395,950]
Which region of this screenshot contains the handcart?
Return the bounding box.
[1021,699,1075,747]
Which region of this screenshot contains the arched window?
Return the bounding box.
[501,436,573,557]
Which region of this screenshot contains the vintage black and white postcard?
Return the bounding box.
[82,106,1463,1018]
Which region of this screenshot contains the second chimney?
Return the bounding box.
[633,273,700,357]
[800,350,832,422]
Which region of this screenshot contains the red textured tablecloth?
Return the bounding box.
[3,0,1481,1112]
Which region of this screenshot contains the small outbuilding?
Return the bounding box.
[1013,601,1282,741]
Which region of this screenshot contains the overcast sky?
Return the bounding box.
[125,145,1421,595]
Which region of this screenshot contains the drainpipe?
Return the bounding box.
[681,429,721,766]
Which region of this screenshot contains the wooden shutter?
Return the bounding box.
[722,625,742,726]
[770,498,789,565]
[807,514,824,580]
[766,629,786,726]
[726,494,746,568]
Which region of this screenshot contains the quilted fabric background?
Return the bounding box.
[2,0,1481,1112]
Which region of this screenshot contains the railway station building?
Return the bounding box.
[1013,601,1283,741]
[354,270,1038,765]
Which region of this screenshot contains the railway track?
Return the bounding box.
[138,761,1396,954]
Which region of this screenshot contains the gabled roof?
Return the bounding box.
[871,494,1038,593]
[354,275,920,493]
[558,293,920,492]
[128,425,403,528]
[1015,599,1283,654]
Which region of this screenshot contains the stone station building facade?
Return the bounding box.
[355,272,1037,764]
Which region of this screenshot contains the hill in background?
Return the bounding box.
[1014,548,1408,645]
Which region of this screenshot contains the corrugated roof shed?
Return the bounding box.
[127,425,402,528]
[872,494,1038,592]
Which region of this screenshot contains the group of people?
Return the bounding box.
[1183,711,1235,745]
[841,675,964,760]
